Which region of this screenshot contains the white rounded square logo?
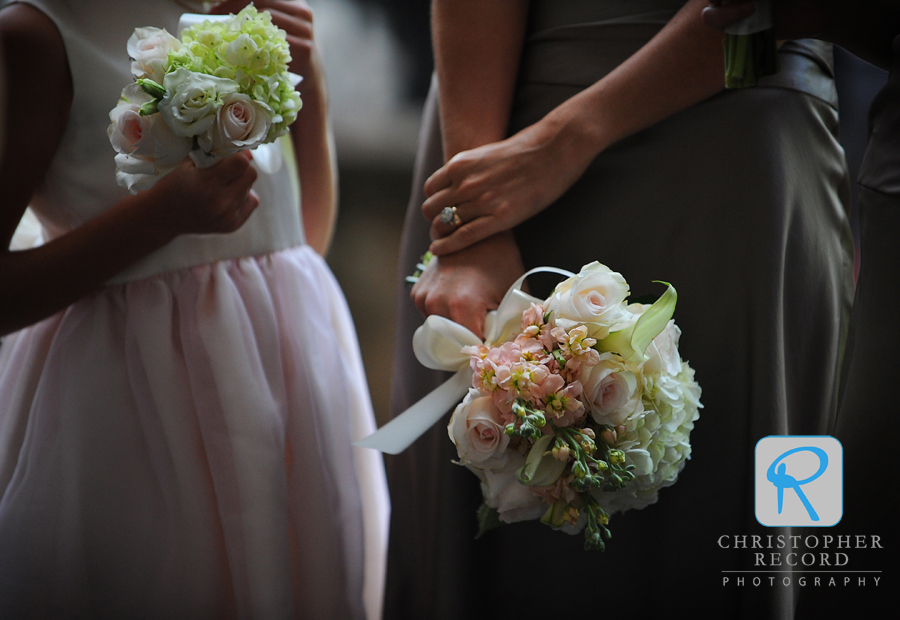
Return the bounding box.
[755,436,842,527]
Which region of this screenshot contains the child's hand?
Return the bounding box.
[143,151,259,236]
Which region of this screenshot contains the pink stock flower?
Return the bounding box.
[514,335,551,365]
[556,325,601,366]
[531,474,578,505]
[540,376,585,427]
[521,303,556,350]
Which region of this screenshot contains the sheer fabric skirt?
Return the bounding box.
[0,246,388,620]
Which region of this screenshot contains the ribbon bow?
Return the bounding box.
[355,267,574,454]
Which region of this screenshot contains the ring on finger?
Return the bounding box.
[439,205,463,228]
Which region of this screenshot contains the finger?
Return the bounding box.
[411,281,434,318]
[238,189,260,222]
[428,202,473,240]
[447,300,486,341]
[423,166,453,199]
[421,187,461,221]
[265,1,314,21]
[210,150,253,181]
[229,157,259,194]
[430,217,498,256]
[700,2,756,30]
[208,0,251,15]
[268,12,313,39]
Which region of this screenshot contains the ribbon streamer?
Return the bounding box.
[355,267,573,454]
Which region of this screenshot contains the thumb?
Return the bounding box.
[207,0,252,16]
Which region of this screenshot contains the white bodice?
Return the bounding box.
[6,0,305,283]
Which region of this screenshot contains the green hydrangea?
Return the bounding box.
[170,5,302,140]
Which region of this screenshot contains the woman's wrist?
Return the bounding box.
[542,100,612,168]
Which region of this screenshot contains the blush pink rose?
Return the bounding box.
[448,390,511,469]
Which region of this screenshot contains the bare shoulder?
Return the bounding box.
[0,2,73,242]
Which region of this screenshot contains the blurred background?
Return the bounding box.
[311,0,431,427]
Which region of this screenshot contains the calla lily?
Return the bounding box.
[597,282,677,363]
[517,435,567,487]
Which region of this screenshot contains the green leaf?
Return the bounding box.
[475,502,504,539]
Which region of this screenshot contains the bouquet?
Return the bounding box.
[107,4,302,192]
[723,0,779,88]
[444,263,702,550]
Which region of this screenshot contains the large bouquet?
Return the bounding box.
[445,263,702,550]
[107,4,302,192]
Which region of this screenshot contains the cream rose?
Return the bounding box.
[159,68,239,137]
[546,262,630,338]
[197,93,272,157]
[108,85,192,163]
[580,353,642,426]
[448,390,511,470]
[127,27,180,84]
[481,452,546,524]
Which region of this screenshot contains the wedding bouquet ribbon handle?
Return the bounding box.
[355,266,573,454]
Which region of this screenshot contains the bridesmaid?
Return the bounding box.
[705,1,899,616]
[385,1,853,618]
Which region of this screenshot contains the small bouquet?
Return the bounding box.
[723,0,779,88]
[445,263,702,550]
[107,4,302,192]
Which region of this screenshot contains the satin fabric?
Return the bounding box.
[796,32,900,619]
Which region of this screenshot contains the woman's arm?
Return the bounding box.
[423,0,732,256]
[0,5,260,336]
[409,0,530,339]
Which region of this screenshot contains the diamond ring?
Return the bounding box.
[439,205,463,227]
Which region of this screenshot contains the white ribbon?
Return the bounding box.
[355,267,573,454]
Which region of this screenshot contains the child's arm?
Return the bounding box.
[0,4,260,336]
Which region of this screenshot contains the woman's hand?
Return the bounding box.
[421,115,597,257]
[141,151,259,237]
[701,1,758,30]
[411,231,525,340]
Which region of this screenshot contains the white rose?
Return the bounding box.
[643,319,683,377]
[580,353,642,426]
[546,262,630,338]
[108,86,192,164]
[448,390,510,470]
[127,27,180,84]
[114,153,181,193]
[197,93,272,157]
[160,68,239,137]
[480,452,546,524]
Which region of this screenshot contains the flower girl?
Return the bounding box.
[0,1,387,618]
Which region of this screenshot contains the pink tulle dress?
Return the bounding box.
[0,1,389,618]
